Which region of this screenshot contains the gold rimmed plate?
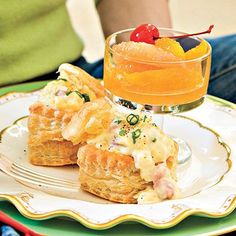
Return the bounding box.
[0,91,235,230]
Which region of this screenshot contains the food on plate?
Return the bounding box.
[63,99,179,204]
[27,64,104,166]
[62,98,113,145]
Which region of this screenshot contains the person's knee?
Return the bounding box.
[208,69,236,103]
[207,34,236,102]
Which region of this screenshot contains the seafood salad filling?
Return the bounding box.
[39,64,103,112]
[62,98,179,204]
[86,111,178,203]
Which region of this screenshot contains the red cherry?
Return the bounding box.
[130,24,159,44]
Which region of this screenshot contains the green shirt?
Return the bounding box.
[0,0,84,86]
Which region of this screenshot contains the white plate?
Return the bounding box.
[0,92,236,229]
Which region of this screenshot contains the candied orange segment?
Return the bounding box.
[185,40,209,60]
[112,41,181,62]
[111,41,181,72]
[155,38,185,59]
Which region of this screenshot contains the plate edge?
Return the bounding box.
[0,89,236,231]
[0,194,236,230]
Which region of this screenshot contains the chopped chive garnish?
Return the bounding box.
[152,138,157,143]
[66,91,82,97]
[57,78,67,82]
[66,91,90,102]
[119,100,137,109]
[132,129,141,144]
[114,119,122,124]
[81,93,90,102]
[119,129,126,136]
[126,114,139,125]
[143,115,147,122]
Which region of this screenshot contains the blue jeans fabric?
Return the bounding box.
[74,56,104,79]
[207,34,236,103]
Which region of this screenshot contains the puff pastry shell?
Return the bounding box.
[77,144,178,203]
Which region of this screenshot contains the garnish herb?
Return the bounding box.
[66,91,80,96]
[126,114,139,125]
[132,129,141,144]
[81,93,90,102]
[57,78,67,82]
[66,91,90,102]
[119,129,126,136]
[152,138,157,143]
[119,100,137,109]
[114,119,122,124]
[143,115,147,122]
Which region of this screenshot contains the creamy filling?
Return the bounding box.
[38,71,96,112]
[137,163,177,204]
[87,113,178,203]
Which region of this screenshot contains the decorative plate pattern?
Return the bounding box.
[0,92,235,230]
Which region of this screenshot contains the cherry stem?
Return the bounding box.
[155,25,214,39]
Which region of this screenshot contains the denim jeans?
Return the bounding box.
[207,34,236,103]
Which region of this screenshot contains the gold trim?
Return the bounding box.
[0,80,51,105]
[0,116,28,143]
[0,90,40,104]
[207,95,236,110]
[0,91,235,231]
[176,114,232,178]
[0,194,235,230]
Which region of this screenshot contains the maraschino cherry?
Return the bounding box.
[130,24,159,44]
[130,24,214,44]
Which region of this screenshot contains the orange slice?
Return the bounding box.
[111,41,181,72]
[155,38,185,59]
[185,40,209,60]
[112,41,181,62]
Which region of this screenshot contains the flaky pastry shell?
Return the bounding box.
[77,144,178,203]
[27,64,104,166]
[28,102,80,166]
